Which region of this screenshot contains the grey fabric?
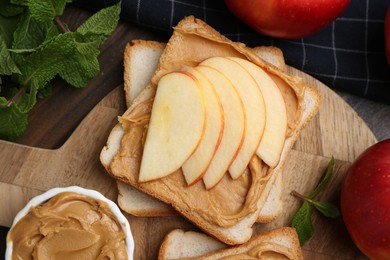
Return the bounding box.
[336,90,390,141]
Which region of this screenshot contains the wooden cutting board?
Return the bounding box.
[0,67,376,259]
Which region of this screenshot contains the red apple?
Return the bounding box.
[340,139,390,259]
[224,0,351,39]
[385,6,390,66]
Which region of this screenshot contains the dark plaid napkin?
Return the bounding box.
[76,0,390,104]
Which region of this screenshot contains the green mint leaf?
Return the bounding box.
[0,99,28,141]
[9,48,38,54]
[36,82,51,99]
[14,31,103,91]
[291,201,314,245]
[11,0,28,6]
[0,0,25,17]
[0,14,20,47]
[9,48,25,67]
[9,22,60,54]
[14,83,37,113]
[44,21,60,41]
[59,2,121,87]
[312,201,340,218]
[15,32,74,88]
[308,156,334,199]
[27,0,70,22]
[0,1,121,140]
[76,1,121,36]
[290,157,338,245]
[12,11,57,51]
[58,33,103,87]
[0,34,21,75]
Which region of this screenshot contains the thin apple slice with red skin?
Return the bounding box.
[182,68,224,186]
[228,57,287,168]
[200,57,266,179]
[196,65,246,189]
[138,71,206,182]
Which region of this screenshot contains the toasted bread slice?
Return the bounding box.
[158,227,302,260]
[117,181,176,217]
[101,16,321,245]
[123,40,165,107]
[158,229,227,259]
[116,40,285,220]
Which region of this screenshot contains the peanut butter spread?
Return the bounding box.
[109,17,304,229]
[8,192,128,260]
[113,98,270,228]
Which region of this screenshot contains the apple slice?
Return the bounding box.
[200,57,266,179]
[138,71,206,182]
[196,65,246,189]
[228,57,287,168]
[181,68,224,186]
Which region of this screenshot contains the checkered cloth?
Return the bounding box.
[76,0,390,104]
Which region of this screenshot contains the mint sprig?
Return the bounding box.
[291,157,340,245]
[0,0,121,140]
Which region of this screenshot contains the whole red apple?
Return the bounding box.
[340,139,390,259]
[385,6,390,66]
[224,0,350,39]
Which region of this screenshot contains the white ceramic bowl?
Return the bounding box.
[5,186,134,260]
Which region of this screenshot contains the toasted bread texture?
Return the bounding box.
[158,229,227,260]
[101,16,321,245]
[116,40,286,220]
[158,227,303,260]
[117,181,176,217]
[123,40,165,107]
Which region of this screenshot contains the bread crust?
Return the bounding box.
[158,227,303,260]
[117,181,176,217]
[252,46,286,71]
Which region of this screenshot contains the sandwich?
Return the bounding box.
[100,16,321,245]
[116,39,286,220]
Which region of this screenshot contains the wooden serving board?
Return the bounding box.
[0,67,376,259]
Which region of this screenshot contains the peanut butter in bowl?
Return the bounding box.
[5,186,134,260]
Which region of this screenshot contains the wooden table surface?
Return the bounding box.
[0,5,383,259]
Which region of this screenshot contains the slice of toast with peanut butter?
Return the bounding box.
[116,39,285,221]
[101,16,321,245]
